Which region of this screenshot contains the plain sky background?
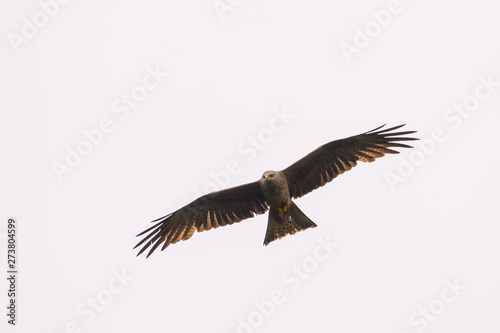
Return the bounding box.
[1,1,499,332]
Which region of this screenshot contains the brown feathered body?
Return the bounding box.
[259,170,317,245]
[259,170,290,208]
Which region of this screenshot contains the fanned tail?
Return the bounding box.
[264,202,317,245]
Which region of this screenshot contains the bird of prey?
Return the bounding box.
[135,124,417,257]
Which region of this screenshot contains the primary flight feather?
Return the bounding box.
[135,124,417,257]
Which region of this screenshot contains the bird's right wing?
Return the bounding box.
[134,181,268,257]
[282,124,418,199]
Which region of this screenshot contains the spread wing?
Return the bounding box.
[282,124,418,199]
[135,181,268,257]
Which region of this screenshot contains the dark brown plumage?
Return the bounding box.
[135,124,417,257]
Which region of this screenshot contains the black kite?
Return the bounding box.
[135,124,417,257]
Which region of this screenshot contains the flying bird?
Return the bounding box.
[135,124,417,257]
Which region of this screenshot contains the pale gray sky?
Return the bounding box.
[1,1,499,332]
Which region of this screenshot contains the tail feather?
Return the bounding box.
[264,202,317,245]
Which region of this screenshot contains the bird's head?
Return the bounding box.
[262,170,276,182]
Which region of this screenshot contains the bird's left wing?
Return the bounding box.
[282,124,418,199]
[135,181,268,257]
